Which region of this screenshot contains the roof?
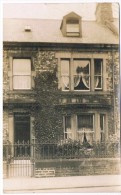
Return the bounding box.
[63,11,81,19]
[3,18,119,45]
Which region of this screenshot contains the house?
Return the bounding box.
[3,3,120,177]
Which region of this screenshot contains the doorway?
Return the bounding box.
[14,113,30,157]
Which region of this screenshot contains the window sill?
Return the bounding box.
[8,90,35,95]
[60,91,113,96]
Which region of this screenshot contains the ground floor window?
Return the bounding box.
[64,116,72,139]
[63,112,107,143]
[77,114,94,144]
[100,114,105,142]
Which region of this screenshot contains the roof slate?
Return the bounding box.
[3,18,119,44]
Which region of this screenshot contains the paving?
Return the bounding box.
[3,174,121,193]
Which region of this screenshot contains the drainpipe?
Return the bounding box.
[112,47,116,134]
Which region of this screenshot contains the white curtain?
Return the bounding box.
[94,76,99,88]
[74,75,80,87]
[82,76,90,89]
[74,75,90,89]
[62,76,69,88]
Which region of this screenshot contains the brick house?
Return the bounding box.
[3,3,120,177]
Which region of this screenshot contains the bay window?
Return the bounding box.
[63,113,107,143]
[60,58,103,91]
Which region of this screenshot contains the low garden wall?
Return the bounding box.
[35,158,121,178]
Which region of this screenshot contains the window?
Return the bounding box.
[64,116,72,139]
[94,59,103,90]
[74,60,90,90]
[100,114,105,142]
[63,113,107,143]
[61,59,70,91]
[13,59,31,90]
[66,19,79,37]
[77,114,94,143]
[60,58,103,91]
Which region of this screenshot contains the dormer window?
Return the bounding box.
[66,19,79,36]
[60,12,82,37]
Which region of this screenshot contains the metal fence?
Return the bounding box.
[34,141,120,160]
[3,140,120,177]
[3,140,120,161]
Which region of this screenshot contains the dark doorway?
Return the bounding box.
[14,113,30,156]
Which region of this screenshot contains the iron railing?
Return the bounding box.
[3,140,120,161]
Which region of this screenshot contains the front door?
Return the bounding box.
[14,113,30,157]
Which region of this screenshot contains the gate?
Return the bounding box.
[4,141,35,177]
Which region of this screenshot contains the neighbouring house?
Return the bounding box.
[3,3,120,178]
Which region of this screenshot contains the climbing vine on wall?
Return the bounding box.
[33,68,63,143]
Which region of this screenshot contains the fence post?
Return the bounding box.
[6,141,9,178]
[31,138,35,177]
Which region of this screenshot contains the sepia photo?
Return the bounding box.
[2,1,121,193]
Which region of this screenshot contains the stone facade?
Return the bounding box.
[3,45,119,143]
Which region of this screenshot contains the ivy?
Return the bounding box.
[33,69,63,143]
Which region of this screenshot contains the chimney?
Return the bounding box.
[95,3,114,24]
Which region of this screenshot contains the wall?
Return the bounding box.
[3,45,119,141]
[35,158,120,177]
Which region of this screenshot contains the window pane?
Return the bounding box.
[61,60,69,90]
[61,60,69,75]
[94,76,102,88]
[94,59,102,75]
[77,115,93,130]
[67,24,79,33]
[100,114,104,131]
[64,116,72,139]
[74,60,90,90]
[13,76,31,89]
[94,59,102,90]
[65,116,71,129]
[13,59,31,75]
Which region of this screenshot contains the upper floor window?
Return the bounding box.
[60,12,82,37]
[94,59,103,90]
[74,59,90,90]
[66,19,79,37]
[60,58,103,91]
[13,59,31,90]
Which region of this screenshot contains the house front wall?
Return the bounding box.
[3,44,119,145]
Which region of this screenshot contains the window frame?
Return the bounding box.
[63,115,72,139]
[8,55,36,91]
[73,59,91,91]
[63,112,107,143]
[66,18,80,37]
[100,114,106,142]
[61,59,70,91]
[77,114,94,133]
[94,59,103,91]
[13,58,32,90]
[60,57,104,92]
